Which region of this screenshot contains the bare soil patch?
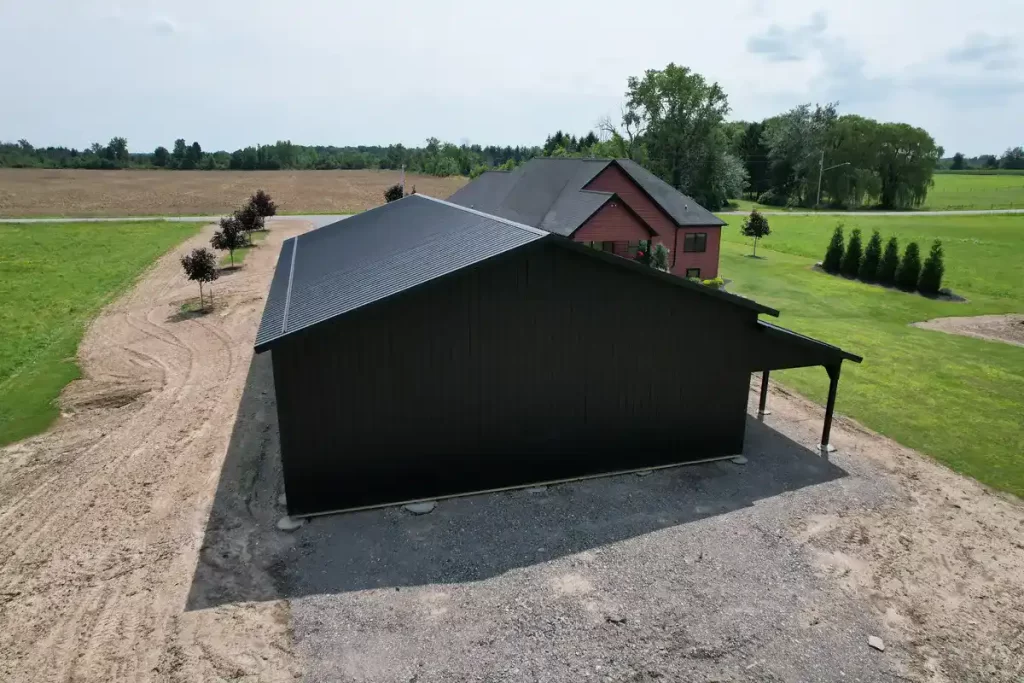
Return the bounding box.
[0,168,467,217]
[761,380,1024,681]
[0,219,315,681]
[913,313,1024,347]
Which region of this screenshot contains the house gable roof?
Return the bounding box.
[613,159,727,227]
[448,159,615,236]
[447,157,726,235]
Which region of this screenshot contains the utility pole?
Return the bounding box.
[816,153,851,207]
[816,151,825,208]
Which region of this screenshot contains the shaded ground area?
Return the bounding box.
[190,364,1024,682]
[914,313,1024,347]
[0,168,467,217]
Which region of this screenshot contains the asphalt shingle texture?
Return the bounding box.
[448,158,726,235]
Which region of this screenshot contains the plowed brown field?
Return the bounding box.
[0,169,467,217]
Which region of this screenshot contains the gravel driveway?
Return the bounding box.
[282,420,901,682]
[190,356,1024,682]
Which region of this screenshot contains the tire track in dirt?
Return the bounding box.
[0,220,312,682]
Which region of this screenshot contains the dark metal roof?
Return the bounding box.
[254,195,862,367]
[448,157,726,234]
[254,195,547,351]
[446,170,518,216]
[615,159,727,227]
[448,159,613,237]
[757,321,863,363]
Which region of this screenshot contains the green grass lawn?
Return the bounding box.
[0,221,202,446]
[219,230,267,267]
[726,173,1024,212]
[719,213,1024,497]
[923,173,1024,210]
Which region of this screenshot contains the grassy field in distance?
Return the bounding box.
[922,172,1024,210]
[726,172,1024,213]
[0,169,468,218]
[0,220,203,445]
[719,213,1024,497]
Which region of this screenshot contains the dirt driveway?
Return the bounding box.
[0,220,313,681]
[1,221,1022,682]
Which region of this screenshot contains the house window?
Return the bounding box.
[683,232,707,253]
[626,241,643,257]
[685,268,701,279]
[582,241,614,252]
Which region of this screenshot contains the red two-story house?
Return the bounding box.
[448,158,724,279]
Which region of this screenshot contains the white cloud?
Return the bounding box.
[0,0,1020,155]
[150,16,178,36]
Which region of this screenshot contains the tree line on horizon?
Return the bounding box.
[2,62,1016,210]
[534,71,946,211]
[0,137,541,175]
[944,149,1024,171]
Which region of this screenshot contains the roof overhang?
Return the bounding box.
[550,237,780,317]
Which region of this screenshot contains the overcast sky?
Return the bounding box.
[1,0,1021,156]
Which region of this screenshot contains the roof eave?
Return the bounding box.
[757,321,863,363]
[550,237,780,317]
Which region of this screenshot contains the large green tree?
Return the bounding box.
[734,121,771,199]
[153,146,170,167]
[762,103,837,206]
[875,123,940,208]
[171,138,188,169]
[622,63,735,210]
[106,137,129,164]
[1000,146,1024,170]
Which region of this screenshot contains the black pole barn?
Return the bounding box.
[255,195,862,517]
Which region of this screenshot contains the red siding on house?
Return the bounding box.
[585,162,721,279]
[572,200,652,257]
[671,227,721,279]
[585,164,676,236]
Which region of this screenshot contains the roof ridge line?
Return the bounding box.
[414,194,550,237]
[281,235,299,333]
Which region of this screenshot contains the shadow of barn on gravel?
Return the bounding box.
[185,353,848,609]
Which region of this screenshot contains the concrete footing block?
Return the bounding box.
[276,515,305,531]
[819,444,837,453]
[403,501,437,515]
[635,470,653,477]
[731,455,748,465]
[757,410,771,417]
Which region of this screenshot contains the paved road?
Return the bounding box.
[3,208,1023,225]
[0,214,351,228]
[718,208,1024,217]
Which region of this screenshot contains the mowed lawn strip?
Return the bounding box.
[719,213,1024,496]
[0,220,203,445]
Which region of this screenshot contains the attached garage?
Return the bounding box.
[255,195,861,517]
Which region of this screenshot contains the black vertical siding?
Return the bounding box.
[273,242,756,515]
